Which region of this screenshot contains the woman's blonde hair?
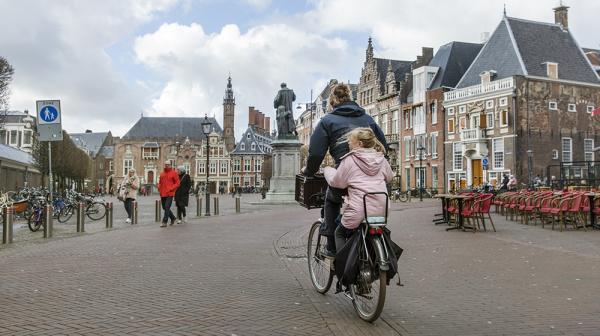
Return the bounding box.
[346,127,386,153]
[328,83,353,108]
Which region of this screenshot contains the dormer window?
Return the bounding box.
[240,143,245,150]
[545,62,558,79]
[246,133,251,139]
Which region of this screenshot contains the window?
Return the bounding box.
[546,62,558,79]
[405,168,410,190]
[447,118,455,133]
[568,104,576,112]
[233,159,241,172]
[123,159,133,175]
[500,110,509,127]
[459,116,467,130]
[220,160,228,174]
[142,147,159,159]
[381,113,388,134]
[562,137,572,163]
[254,159,262,172]
[392,111,399,134]
[197,160,205,174]
[99,162,104,169]
[23,131,32,145]
[210,161,217,174]
[246,133,251,139]
[431,133,438,158]
[251,143,256,151]
[552,149,559,160]
[109,161,114,172]
[431,102,437,124]
[432,166,438,189]
[585,139,594,162]
[459,105,466,114]
[233,176,240,185]
[404,137,411,160]
[9,130,17,145]
[183,163,190,174]
[404,111,410,129]
[549,101,558,110]
[493,138,504,169]
[244,159,251,172]
[240,143,245,150]
[486,100,494,109]
[499,97,508,107]
[448,107,455,115]
[486,112,494,129]
[453,143,463,170]
[415,167,425,188]
[588,105,595,114]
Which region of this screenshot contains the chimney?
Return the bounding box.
[248,107,256,127]
[85,129,93,133]
[265,116,271,133]
[553,4,569,29]
[422,47,433,65]
[480,32,490,43]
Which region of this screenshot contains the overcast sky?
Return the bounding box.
[1,0,599,138]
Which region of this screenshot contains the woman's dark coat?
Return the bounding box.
[175,173,192,207]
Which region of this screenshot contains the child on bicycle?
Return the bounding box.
[323,127,393,253]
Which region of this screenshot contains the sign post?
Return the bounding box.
[36,100,63,238]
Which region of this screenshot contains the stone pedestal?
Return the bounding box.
[264,138,302,203]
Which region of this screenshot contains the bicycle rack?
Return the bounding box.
[43,204,53,238]
[76,202,85,233]
[2,206,13,244]
[105,202,113,229]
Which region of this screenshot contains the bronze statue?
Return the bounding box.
[273,82,297,138]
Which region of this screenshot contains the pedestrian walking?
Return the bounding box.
[120,168,139,224]
[302,83,388,256]
[507,174,518,191]
[157,161,180,227]
[175,166,191,224]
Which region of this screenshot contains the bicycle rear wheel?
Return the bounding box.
[27,211,44,232]
[350,237,387,322]
[86,202,106,220]
[307,221,334,294]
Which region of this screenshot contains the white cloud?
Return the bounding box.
[242,0,272,10]
[0,0,179,136]
[134,22,352,138]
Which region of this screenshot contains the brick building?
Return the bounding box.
[71,131,115,192]
[443,6,600,190]
[230,107,273,189]
[401,41,481,192]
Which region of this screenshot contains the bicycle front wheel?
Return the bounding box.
[58,205,74,223]
[86,202,106,220]
[307,221,334,294]
[28,212,44,232]
[398,193,408,202]
[350,237,387,322]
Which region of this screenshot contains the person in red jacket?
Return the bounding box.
[158,161,180,227]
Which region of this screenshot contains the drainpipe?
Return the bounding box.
[512,79,518,177]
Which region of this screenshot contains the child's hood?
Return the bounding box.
[348,149,386,176]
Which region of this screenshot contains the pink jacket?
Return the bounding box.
[323,148,393,229]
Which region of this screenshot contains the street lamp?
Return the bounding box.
[417,146,426,202]
[201,115,212,216]
[527,149,533,189]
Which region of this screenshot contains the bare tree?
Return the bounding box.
[0,56,15,110]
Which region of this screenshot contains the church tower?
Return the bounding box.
[223,76,236,152]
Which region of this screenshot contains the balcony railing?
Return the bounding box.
[385,134,399,143]
[444,77,514,102]
[459,128,485,142]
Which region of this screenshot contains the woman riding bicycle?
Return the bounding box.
[303,83,388,256]
[323,127,393,254]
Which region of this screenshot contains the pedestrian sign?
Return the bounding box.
[36,100,61,124]
[36,100,63,141]
[482,156,489,170]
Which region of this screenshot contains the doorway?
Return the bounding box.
[147,171,154,184]
[472,159,483,188]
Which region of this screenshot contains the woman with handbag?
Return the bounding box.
[121,168,139,224]
[175,166,192,224]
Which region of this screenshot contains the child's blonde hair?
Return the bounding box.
[346,127,386,153]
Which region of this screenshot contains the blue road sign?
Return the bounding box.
[482,157,489,166]
[39,105,59,123]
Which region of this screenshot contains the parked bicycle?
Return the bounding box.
[58,192,106,223]
[390,189,410,202]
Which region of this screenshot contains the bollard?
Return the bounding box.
[2,207,14,244]
[213,197,219,215]
[196,195,202,217]
[76,202,85,233]
[43,204,53,238]
[155,199,161,222]
[105,202,113,229]
[132,201,138,224]
[235,196,240,214]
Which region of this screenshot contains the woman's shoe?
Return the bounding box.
[176,219,182,224]
[125,218,131,223]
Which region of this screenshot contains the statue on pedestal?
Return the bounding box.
[273,82,297,139]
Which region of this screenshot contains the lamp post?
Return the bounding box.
[417,146,426,202]
[527,149,533,190]
[296,89,315,140]
[201,115,212,216]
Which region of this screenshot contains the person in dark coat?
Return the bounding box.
[302,83,388,256]
[175,166,192,224]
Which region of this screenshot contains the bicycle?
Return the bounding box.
[27,196,47,232]
[305,190,399,322]
[58,193,106,223]
[390,189,410,202]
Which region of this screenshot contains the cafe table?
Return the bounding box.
[585,192,600,229]
[434,194,475,231]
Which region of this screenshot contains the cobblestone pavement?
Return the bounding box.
[1,197,600,335]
